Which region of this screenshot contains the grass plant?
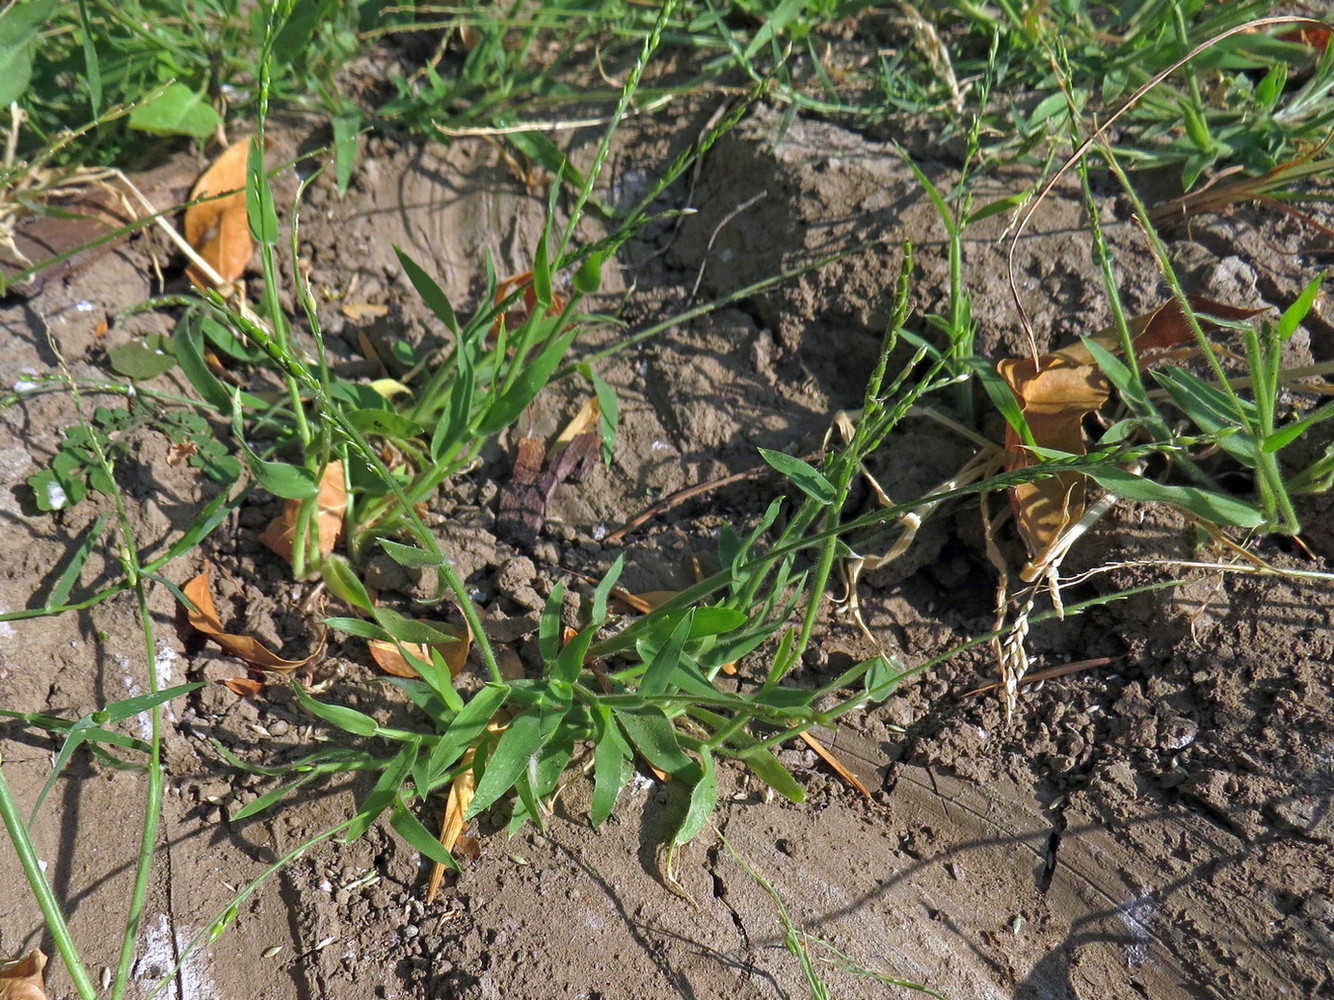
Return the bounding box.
[2,4,1333,1000]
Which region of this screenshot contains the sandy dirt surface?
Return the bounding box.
[1,95,1332,1000]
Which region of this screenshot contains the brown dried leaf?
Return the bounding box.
[367,622,471,679]
[1056,296,1267,368]
[183,137,255,289]
[182,566,320,672]
[221,677,264,698]
[798,731,871,798]
[341,302,390,320]
[998,354,1111,565]
[426,763,476,903]
[609,589,678,615]
[258,462,347,563]
[0,950,46,1000]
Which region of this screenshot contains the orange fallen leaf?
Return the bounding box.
[166,439,199,467]
[221,677,264,697]
[367,622,471,679]
[183,137,255,289]
[0,950,47,1000]
[1280,25,1331,52]
[182,566,321,672]
[259,462,347,564]
[998,353,1110,567]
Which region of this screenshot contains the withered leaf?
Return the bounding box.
[426,763,476,904]
[998,354,1110,567]
[183,137,256,289]
[259,462,347,564]
[0,950,46,1000]
[221,677,264,698]
[182,566,321,672]
[367,622,471,679]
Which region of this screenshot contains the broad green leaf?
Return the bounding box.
[1152,367,1257,464]
[673,747,716,846]
[615,706,699,781]
[757,448,836,505]
[0,0,57,106]
[129,83,221,138]
[587,367,619,465]
[574,251,605,295]
[107,342,176,379]
[532,218,553,308]
[467,707,544,818]
[1263,399,1334,454]
[862,656,900,702]
[295,683,378,737]
[590,709,631,827]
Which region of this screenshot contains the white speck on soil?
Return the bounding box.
[135,913,215,1000]
[1116,893,1156,969]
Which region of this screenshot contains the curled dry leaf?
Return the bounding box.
[998,354,1110,567]
[182,566,321,672]
[0,949,47,1000]
[1001,296,1265,568]
[367,622,471,679]
[259,462,347,564]
[183,137,256,289]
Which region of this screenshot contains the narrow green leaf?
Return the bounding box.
[343,744,416,842]
[740,747,805,803]
[232,772,319,821]
[757,448,836,505]
[346,408,424,439]
[590,709,631,827]
[428,683,509,780]
[539,584,564,664]
[467,707,544,818]
[246,137,279,245]
[378,538,444,568]
[295,682,378,737]
[174,315,235,412]
[321,554,374,612]
[1277,271,1325,342]
[1082,464,1265,528]
[372,607,455,645]
[331,111,361,195]
[324,616,388,640]
[391,801,461,871]
[673,747,716,846]
[591,554,625,626]
[394,247,458,335]
[477,322,578,436]
[587,367,619,465]
[47,512,109,607]
[640,613,693,697]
